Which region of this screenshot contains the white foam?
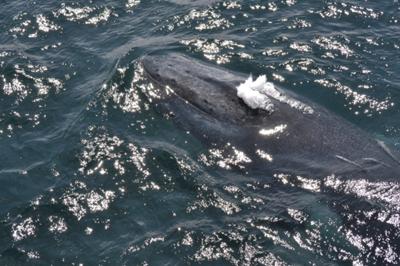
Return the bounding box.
[236,75,314,114]
[236,75,275,112]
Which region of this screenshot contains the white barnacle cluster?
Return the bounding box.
[236,75,314,114]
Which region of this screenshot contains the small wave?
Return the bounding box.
[181,38,250,64]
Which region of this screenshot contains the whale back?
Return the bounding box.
[141,53,400,179]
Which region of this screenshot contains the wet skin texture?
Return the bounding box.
[141,53,400,180]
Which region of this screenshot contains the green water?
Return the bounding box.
[0,0,400,265]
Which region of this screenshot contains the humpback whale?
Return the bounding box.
[141,53,400,179]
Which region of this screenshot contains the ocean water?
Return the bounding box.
[0,0,400,265]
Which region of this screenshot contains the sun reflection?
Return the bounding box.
[199,143,251,170]
[259,124,287,136]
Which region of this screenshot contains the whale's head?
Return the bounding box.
[141,53,243,90]
[141,53,182,87]
[141,53,254,122]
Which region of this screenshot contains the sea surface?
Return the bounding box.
[0,0,400,265]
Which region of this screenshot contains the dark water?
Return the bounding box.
[1,0,400,265]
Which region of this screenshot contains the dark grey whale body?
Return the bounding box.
[141,53,400,179]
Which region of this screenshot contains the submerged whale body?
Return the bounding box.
[141,53,400,179]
